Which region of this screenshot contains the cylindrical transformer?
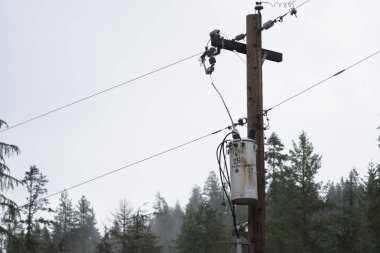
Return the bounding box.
[228,138,258,205]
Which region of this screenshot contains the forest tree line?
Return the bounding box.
[1,118,380,253]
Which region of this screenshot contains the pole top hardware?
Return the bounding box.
[199,29,224,75]
[255,2,264,11]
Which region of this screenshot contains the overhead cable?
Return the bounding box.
[265,49,380,112]
[33,125,232,203]
[260,0,312,31]
[1,52,203,134]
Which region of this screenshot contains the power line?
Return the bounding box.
[35,126,228,202]
[1,52,203,134]
[265,49,380,112]
[260,0,312,30]
[295,0,311,9]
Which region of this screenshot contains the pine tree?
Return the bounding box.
[203,171,224,212]
[73,196,100,253]
[288,131,325,253]
[265,133,302,253]
[21,165,51,252]
[109,199,133,252]
[39,226,55,253]
[151,193,183,253]
[168,202,184,253]
[53,190,75,252]
[0,119,21,251]
[96,229,112,253]
[185,185,203,211]
[265,132,288,183]
[202,170,244,245]
[334,169,365,252]
[365,162,380,252]
[108,200,161,253]
[127,209,161,253]
[176,201,228,253]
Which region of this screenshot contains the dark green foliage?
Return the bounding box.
[96,228,112,253]
[288,132,326,252]
[323,169,375,253]
[336,170,367,252]
[21,165,51,252]
[96,230,112,253]
[52,191,75,252]
[49,192,101,252]
[151,194,183,252]
[265,133,302,252]
[203,171,224,212]
[104,200,161,253]
[202,171,240,232]
[365,162,380,252]
[266,132,328,253]
[127,210,161,253]
[176,202,228,253]
[109,199,132,252]
[0,120,21,193]
[72,196,101,252]
[186,185,203,211]
[0,119,22,251]
[39,226,55,253]
[266,130,380,253]
[265,132,288,183]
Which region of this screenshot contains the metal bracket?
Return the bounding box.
[262,51,268,65]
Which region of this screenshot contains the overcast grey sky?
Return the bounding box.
[1,0,379,227]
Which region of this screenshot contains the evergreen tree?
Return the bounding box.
[265,132,288,183]
[0,119,21,251]
[202,170,245,244]
[21,165,51,252]
[110,199,133,252]
[168,202,184,253]
[53,190,75,252]
[203,171,224,212]
[127,209,161,253]
[39,226,55,253]
[288,131,325,252]
[73,196,100,253]
[151,194,183,253]
[3,216,25,253]
[96,229,112,253]
[108,200,161,253]
[333,169,367,252]
[176,201,228,253]
[185,185,203,211]
[265,133,302,253]
[365,162,380,252]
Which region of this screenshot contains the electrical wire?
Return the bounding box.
[220,32,246,64]
[262,1,295,8]
[233,51,246,64]
[265,49,380,112]
[295,0,311,9]
[0,52,203,134]
[32,126,230,204]
[264,0,312,25]
[208,75,236,129]
[216,132,241,239]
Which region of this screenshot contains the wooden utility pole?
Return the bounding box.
[246,13,265,253]
[209,7,281,253]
